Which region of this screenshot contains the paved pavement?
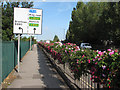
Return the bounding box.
[7,44,68,89]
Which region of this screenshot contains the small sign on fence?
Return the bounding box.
[13,7,42,35]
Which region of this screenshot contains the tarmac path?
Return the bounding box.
[7,44,69,89]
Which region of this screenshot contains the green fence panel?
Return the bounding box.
[0,42,2,84]
[20,41,30,60]
[14,41,18,66]
[1,41,33,82]
[2,41,14,81]
[31,41,34,45]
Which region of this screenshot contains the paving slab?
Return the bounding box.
[7,44,69,89]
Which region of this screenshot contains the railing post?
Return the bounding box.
[97,83,99,90]
[63,63,65,73]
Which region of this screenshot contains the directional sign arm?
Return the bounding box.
[19,27,23,33]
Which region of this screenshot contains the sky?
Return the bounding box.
[33,2,77,41]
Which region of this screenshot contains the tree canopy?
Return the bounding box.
[53,35,59,42]
[2,2,34,41]
[66,2,120,46]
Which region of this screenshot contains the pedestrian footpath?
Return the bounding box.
[7,44,68,89]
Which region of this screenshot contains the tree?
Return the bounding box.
[21,36,28,41]
[2,2,34,41]
[53,35,59,42]
[66,2,120,46]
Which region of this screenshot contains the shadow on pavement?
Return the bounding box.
[37,45,68,89]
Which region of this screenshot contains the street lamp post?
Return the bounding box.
[63,29,65,40]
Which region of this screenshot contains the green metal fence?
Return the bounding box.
[1,41,33,82]
[0,42,2,84]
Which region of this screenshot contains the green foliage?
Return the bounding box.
[66,2,120,45]
[50,40,55,43]
[53,35,59,42]
[2,2,34,41]
[21,36,28,41]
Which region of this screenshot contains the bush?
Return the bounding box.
[38,42,120,88]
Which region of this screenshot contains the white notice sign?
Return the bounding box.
[13,7,42,34]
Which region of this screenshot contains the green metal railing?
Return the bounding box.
[0,42,2,84]
[1,41,33,82]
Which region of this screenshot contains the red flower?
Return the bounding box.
[115,49,118,53]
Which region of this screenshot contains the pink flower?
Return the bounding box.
[48,46,50,48]
[102,65,106,69]
[102,74,105,77]
[82,55,85,58]
[88,59,90,63]
[81,61,82,63]
[107,49,111,51]
[109,51,114,56]
[77,59,79,61]
[107,78,110,80]
[65,50,67,53]
[98,51,103,56]
[50,49,52,52]
[103,51,106,53]
[98,58,101,61]
[95,56,98,59]
[95,62,97,65]
[92,72,95,75]
[95,76,97,78]
[93,59,95,61]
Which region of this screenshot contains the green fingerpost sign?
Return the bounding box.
[29,17,40,20]
[29,23,39,27]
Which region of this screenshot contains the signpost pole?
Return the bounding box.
[30,35,31,50]
[18,34,20,73]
